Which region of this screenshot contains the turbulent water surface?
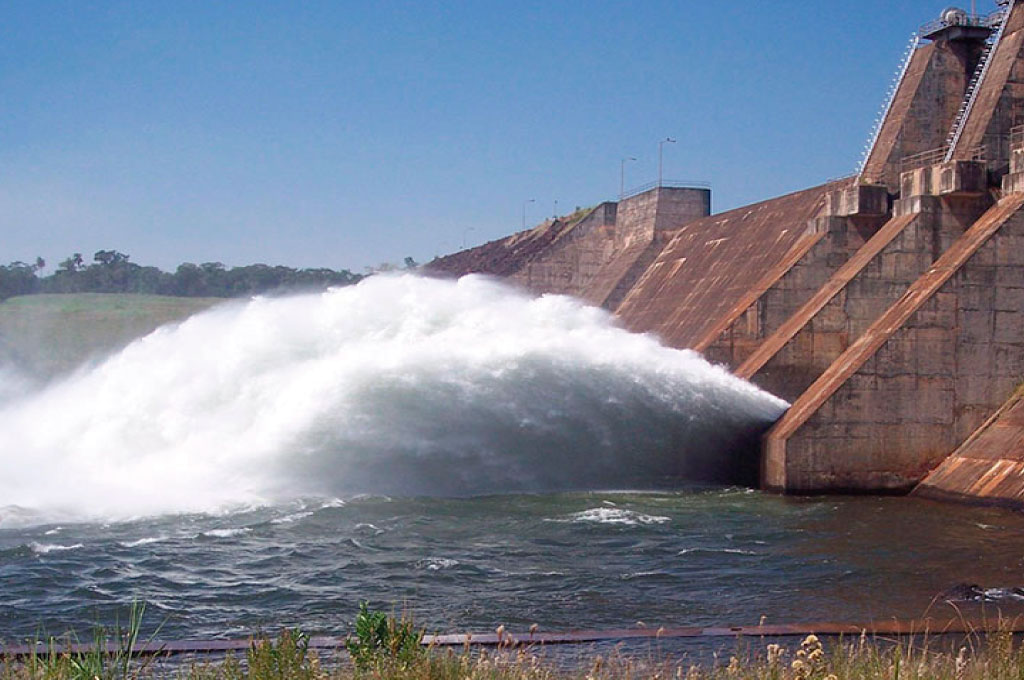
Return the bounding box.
[1,275,1022,641]
[4,491,1024,641]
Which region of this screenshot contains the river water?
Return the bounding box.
[3,491,1024,641]
[1,275,1022,642]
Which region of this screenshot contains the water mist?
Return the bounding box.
[0,275,787,526]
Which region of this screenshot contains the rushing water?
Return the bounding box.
[3,491,1024,641]
[1,275,1022,642]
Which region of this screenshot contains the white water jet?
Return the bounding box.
[0,274,787,526]
[0,364,36,406]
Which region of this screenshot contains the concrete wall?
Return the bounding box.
[600,232,676,311]
[703,215,875,388]
[898,39,976,158]
[653,187,711,231]
[951,3,1024,167]
[914,387,1024,505]
[510,203,619,298]
[425,218,573,279]
[509,189,709,305]
[862,38,977,187]
[614,181,839,351]
[428,188,709,308]
[750,217,928,403]
[614,187,709,250]
[764,194,1024,494]
[735,193,987,403]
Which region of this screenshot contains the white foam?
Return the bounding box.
[119,536,166,547]
[0,365,37,406]
[200,528,251,539]
[554,507,671,526]
[419,557,459,571]
[677,547,757,556]
[0,274,787,526]
[270,511,314,525]
[29,542,83,554]
[620,570,668,580]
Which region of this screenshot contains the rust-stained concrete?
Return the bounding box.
[614,180,850,352]
[700,183,894,398]
[860,44,935,185]
[425,5,1024,501]
[724,185,991,404]
[950,3,1024,163]
[862,37,978,188]
[764,193,1024,493]
[427,204,614,282]
[425,188,709,309]
[734,214,918,386]
[584,238,662,309]
[914,386,1024,506]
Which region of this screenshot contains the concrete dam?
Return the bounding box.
[428,2,1024,508]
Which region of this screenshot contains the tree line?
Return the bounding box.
[0,250,390,301]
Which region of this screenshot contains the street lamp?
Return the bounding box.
[522,198,535,229]
[658,138,676,187]
[620,156,637,198]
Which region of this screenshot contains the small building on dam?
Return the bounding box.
[428,2,1024,508]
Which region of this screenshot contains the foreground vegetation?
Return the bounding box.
[6,606,1024,680]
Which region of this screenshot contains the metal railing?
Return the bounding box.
[965,145,987,162]
[826,172,858,184]
[1011,124,1024,150]
[919,8,1005,37]
[982,131,1010,166]
[620,179,711,200]
[899,145,986,174]
[899,146,949,173]
[945,1,1015,160]
[857,33,921,178]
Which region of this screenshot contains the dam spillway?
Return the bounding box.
[428,2,1024,507]
[0,275,786,525]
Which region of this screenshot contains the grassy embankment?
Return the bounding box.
[0,294,222,378]
[6,607,1024,680]
[7,629,1024,680]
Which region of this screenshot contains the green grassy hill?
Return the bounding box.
[0,294,223,379]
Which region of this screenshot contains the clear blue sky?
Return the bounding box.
[0,1,995,273]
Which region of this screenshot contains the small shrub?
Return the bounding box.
[246,630,323,680]
[343,603,423,673]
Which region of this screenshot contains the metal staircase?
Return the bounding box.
[944,1,1015,161]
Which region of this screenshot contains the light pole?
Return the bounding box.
[522,198,535,229]
[620,156,637,198]
[462,227,475,249]
[553,199,558,218]
[658,137,676,187]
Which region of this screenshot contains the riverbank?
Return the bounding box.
[5,625,1024,680]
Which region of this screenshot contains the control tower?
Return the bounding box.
[859,5,1005,188]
